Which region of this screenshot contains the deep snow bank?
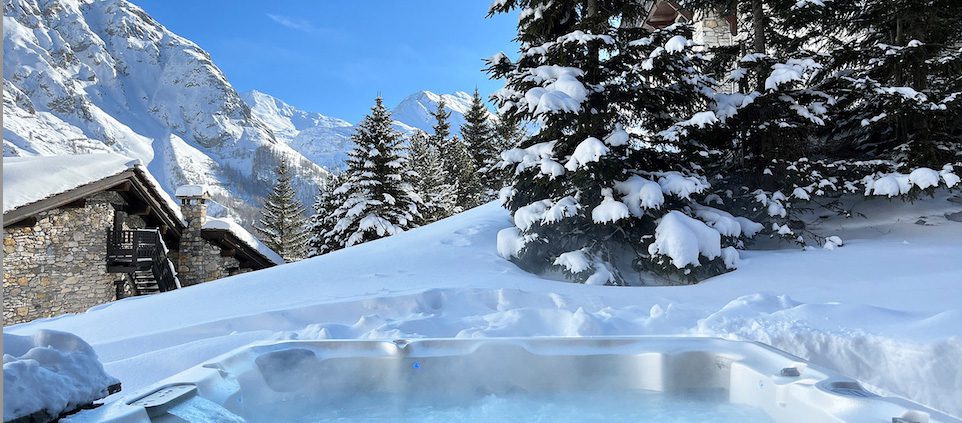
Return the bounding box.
[7,195,962,417]
[3,330,118,421]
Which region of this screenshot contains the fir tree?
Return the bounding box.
[255,159,309,262]
[408,130,455,222]
[461,88,499,196]
[817,0,962,167]
[307,173,344,257]
[431,99,484,212]
[487,1,751,285]
[448,135,485,211]
[489,111,527,194]
[678,0,960,242]
[327,97,422,248]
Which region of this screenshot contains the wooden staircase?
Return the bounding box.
[107,228,180,295]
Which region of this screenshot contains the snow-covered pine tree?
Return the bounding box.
[680,0,959,245]
[675,0,840,243]
[817,0,962,168]
[489,109,527,193]
[449,135,485,210]
[431,99,484,212]
[327,97,422,248]
[408,130,455,222]
[461,88,500,196]
[307,173,344,257]
[488,0,756,284]
[255,159,309,262]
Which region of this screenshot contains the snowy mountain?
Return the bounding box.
[242,89,494,170]
[241,90,355,171]
[2,0,330,222]
[391,90,480,134]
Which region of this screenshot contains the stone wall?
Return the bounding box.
[3,193,122,324]
[177,240,242,285]
[176,195,245,286]
[4,187,260,324]
[693,14,734,48]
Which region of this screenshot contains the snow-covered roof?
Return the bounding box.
[3,154,136,213]
[3,153,282,266]
[175,184,210,198]
[203,216,285,265]
[2,153,186,224]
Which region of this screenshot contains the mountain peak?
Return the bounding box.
[391,90,482,133]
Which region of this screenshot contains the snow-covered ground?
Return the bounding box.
[6,194,962,417]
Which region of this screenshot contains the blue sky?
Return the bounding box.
[133,1,519,122]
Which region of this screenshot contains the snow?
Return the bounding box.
[500,141,557,173]
[647,211,722,268]
[603,124,630,147]
[943,165,962,188]
[877,86,928,102]
[542,196,579,224]
[655,171,710,199]
[664,35,691,53]
[174,184,209,198]
[720,246,740,269]
[3,330,118,421]
[554,250,591,274]
[693,205,744,237]
[864,167,959,197]
[591,189,631,224]
[614,175,664,215]
[539,158,566,178]
[6,195,962,418]
[203,217,285,265]
[242,90,356,170]
[496,227,525,259]
[557,30,614,45]
[564,137,609,171]
[678,111,719,128]
[524,66,589,115]
[3,154,135,213]
[765,59,821,91]
[514,200,552,230]
[584,263,615,286]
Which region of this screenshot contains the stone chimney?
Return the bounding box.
[175,185,210,286]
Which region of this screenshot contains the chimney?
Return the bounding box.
[175,185,210,286]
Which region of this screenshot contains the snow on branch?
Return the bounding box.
[648,211,722,269]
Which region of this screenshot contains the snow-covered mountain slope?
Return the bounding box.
[391,90,481,134]
[2,0,329,221]
[8,194,962,417]
[243,89,495,170]
[241,90,355,171]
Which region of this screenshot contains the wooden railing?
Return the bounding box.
[106,228,179,292]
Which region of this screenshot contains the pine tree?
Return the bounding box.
[307,173,344,257]
[678,0,960,242]
[817,0,962,167]
[327,97,422,248]
[487,1,751,285]
[489,111,527,194]
[408,130,455,222]
[255,159,309,262]
[448,135,485,211]
[461,88,500,196]
[431,99,483,212]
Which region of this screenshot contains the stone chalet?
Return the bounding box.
[3,154,283,325]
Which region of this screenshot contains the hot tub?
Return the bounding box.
[86,337,959,423]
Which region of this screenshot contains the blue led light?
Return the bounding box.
[412,362,421,369]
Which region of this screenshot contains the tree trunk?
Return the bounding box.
[751,0,767,93]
